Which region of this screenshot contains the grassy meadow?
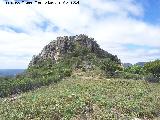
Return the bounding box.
[0,71,160,120]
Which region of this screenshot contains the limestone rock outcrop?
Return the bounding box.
[29,34,119,67]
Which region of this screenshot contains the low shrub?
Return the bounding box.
[144,60,160,82]
[116,71,143,80]
[144,73,159,83]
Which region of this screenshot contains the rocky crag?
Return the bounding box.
[29,34,120,67]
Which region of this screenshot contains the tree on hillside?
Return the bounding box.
[144,59,160,82]
[100,58,122,76]
[124,65,144,75]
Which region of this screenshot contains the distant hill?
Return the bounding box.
[135,62,146,66]
[0,69,25,77]
[122,63,132,68]
[123,62,147,68]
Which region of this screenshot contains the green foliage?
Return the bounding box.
[144,59,160,79]
[117,71,144,80]
[99,58,122,76]
[144,73,159,83]
[0,75,160,119]
[72,46,91,57]
[0,58,72,97]
[120,65,145,80]
[124,65,145,75]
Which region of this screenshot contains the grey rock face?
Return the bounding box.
[29,34,119,67]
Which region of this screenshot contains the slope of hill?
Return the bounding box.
[0,34,122,97]
[0,34,159,119]
[0,70,159,120]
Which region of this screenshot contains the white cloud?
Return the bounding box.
[0,0,159,68]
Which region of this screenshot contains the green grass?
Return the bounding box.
[0,71,160,120]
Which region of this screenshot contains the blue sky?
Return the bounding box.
[0,0,160,69]
[140,0,160,24]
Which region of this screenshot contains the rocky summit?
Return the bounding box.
[29,34,120,67]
